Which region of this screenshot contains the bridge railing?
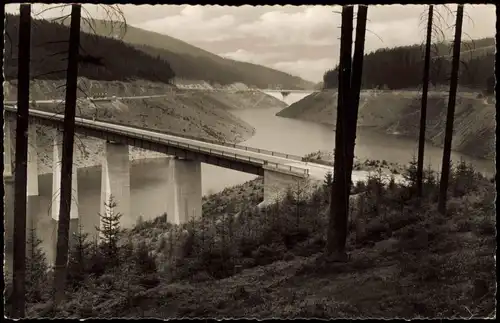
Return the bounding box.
[5,106,310,176]
[15,106,305,162]
[7,105,306,163]
[18,108,310,177]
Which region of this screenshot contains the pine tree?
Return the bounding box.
[404,155,419,188]
[96,195,123,268]
[438,4,465,215]
[133,241,157,275]
[416,5,434,198]
[323,171,333,190]
[67,224,91,289]
[326,5,354,262]
[323,171,333,204]
[87,234,106,277]
[486,75,495,95]
[25,228,49,304]
[53,4,82,307]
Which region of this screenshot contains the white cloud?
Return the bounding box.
[5,4,495,83]
[136,5,236,42]
[365,17,422,51]
[236,6,341,46]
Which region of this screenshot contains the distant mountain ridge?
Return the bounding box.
[64,18,314,89]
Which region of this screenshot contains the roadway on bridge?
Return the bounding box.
[84,116,334,180]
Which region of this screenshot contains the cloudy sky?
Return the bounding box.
[5,4,496,82]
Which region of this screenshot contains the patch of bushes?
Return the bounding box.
[15,159,495,319]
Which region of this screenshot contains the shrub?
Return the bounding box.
[25,229,50,304]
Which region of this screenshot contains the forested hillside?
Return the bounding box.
[4,14,176,83]
[67,18,314,89]
[322,38,495,92]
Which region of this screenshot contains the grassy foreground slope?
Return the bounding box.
[13,161,496,318]
[76,19,314,89]
[277,90,495,160]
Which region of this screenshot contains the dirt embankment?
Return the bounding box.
[277,90,495,160]
[4,78,273,173]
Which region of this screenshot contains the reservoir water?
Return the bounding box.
[3,92,494,268]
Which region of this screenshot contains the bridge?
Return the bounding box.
[3,100,330,232]
[260,89,319,100]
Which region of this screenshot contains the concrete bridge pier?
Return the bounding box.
[27,124,39,197]
[3,118,14,178]
[27,124,40,233]
[262,166,309,206]
[51,130,79,227]
[100,140,131,229]
[165,157,202,225]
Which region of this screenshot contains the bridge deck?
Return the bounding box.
[4,106,310,177]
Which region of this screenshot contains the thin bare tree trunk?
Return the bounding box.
[345,5,368,184]
[326,5,353,261]
[11,4,31,318]
[416,5,434,198]
[53,4,81,306]
[438,4,464,214]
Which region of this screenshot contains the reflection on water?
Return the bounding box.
[3,101,494,269]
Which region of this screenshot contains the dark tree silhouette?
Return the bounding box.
[53,4,81,307]
[78,54,105,66]
[326,5,354,262]
[438,4,465,215]
[322,68,338,89]
[486,75,495,95]
[11,4,31,318]
[416,5,434,198]
[345,5,368,187]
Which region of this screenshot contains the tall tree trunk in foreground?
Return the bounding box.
[11,4,32,318]
[438,4,464,215]
[345,5,368,183]
[326,5,354,261]
[416,5,434,198]
[53,4,81,306]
